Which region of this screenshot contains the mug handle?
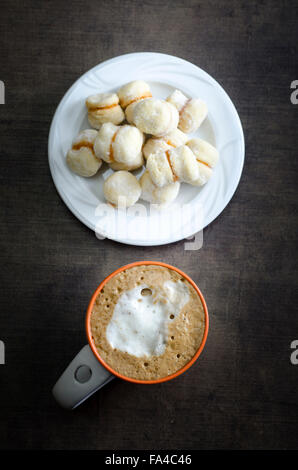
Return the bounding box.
[52,345,115,409]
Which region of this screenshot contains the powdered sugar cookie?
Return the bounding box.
[86,92,124,129]
[143,139,171,161]
[168,145,199,185]
[186,138,219,168]
[146,151,175,188]
[94,123,144,169]
[143,129,188,160]
[125,100,140,124]
[140,170,180,206]
[93,122,118,163]
[118,80,152,108]
[191,163,213,186]
[186,138,218,186]
[66,129,102,177]
[166,89,207,133]
[112,125,144,166]
[146,145,208,187]
[103,171,141,207]
[130,98,179,137]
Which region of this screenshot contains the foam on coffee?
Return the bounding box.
[91,264,206,381]
[106,281,189,357]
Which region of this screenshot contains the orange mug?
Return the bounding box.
[52,261,209,409]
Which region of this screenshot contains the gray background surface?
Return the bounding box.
[0,0,297,450]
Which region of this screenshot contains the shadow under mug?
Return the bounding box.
[52,261,209,409]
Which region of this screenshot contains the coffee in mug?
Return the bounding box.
[53,262,208,409]
[90,264,206,381]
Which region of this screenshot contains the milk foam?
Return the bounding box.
[106,280,189,357]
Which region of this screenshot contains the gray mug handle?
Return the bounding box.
[52,345,115,409]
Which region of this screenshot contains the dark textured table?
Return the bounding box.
[0,0,297,450]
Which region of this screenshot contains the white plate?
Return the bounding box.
[48,52,245,246]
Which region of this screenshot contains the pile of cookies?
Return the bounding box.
[66,80,219,207]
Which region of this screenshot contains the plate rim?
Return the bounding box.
[48,51,245,246]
